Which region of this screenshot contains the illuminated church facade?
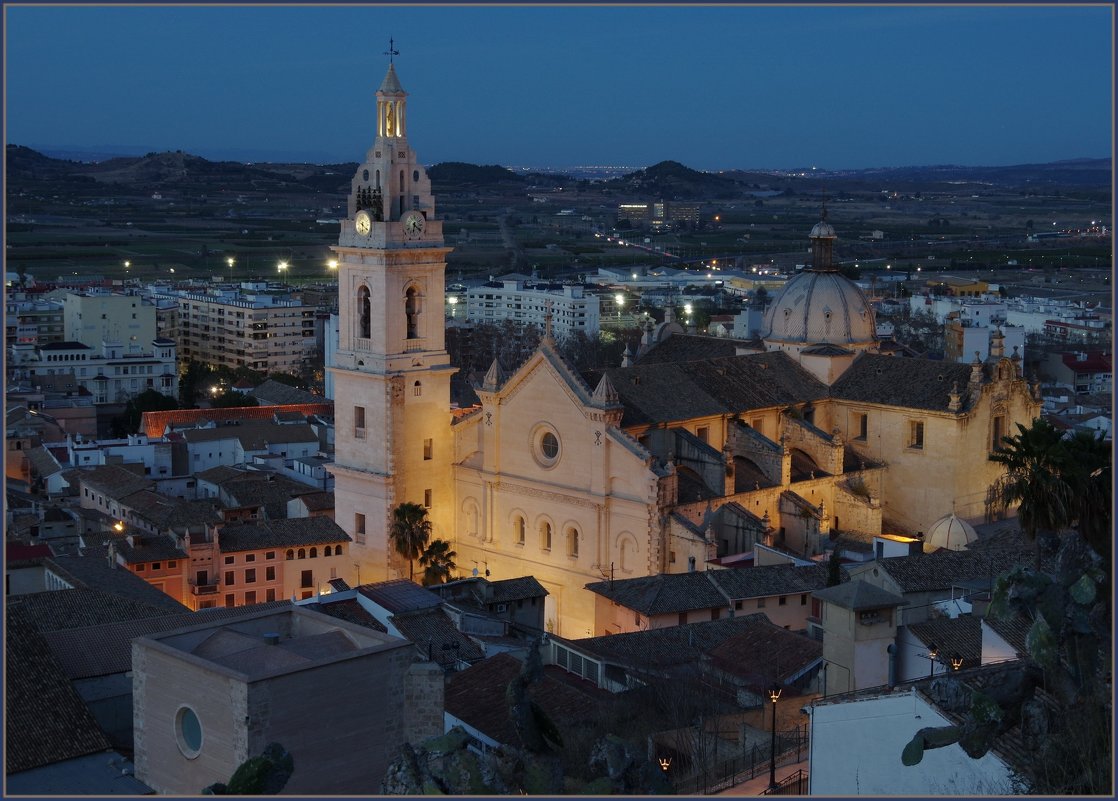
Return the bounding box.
[330,63,1040,637]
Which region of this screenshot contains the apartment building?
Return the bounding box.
[465,278,600,338]
[10,339,178,404]
[63,291,157,350]
[5,297,65,349]
[152,289,318,373]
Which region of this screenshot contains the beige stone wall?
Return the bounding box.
[402,660,446,745]
[133,641,247,794]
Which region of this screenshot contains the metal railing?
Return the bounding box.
[762,768,809,795]
[672,727,808,795]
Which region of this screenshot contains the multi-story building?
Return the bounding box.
[151,288,318,373]
[465,278,600,338]
[11,339,178,404]
[1043,350,1112,394]
[63,291,157,350]
[943,316,1026,364]
[615,201,701,229]
[5,297,65,349]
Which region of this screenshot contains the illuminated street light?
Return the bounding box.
[327,259,338,271]
[123,260,131,271]
[615,293,625,319]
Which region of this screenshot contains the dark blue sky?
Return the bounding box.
[5,5,1112,170]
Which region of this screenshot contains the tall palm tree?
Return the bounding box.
[389,502,432,582]
[419,539,457,586]
[985,419,1073,571]
[1062,430,1112,563]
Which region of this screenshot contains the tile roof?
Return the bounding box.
[293,490,334,511]
[111,534,188,564]
[570,615,783,671]
[26,445,63,477]
[444,652,613,748]
[601,351,829,427]
[812,579,906,611]
[634,333,747,365]
[308,598,387,633]
[389,607,485,668]
[981,612,1031,659]
[5,586,182,634]
[486,576,548,604]
[181,421,320,450]
[69,464,153,500]
[908,615,983,670]
[874,547,1031,594]
[359,579,444,614]
[5,607,113,774]
[119,490,222,531]
[706,615,824,687]
[42,555,191,614]
[248,379,320,405]
[218,516,351,553]
[712,563,843,600]
[585,571,727,615]
[829,353,976,412]
[40,601,294,680]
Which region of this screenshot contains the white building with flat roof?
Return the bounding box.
[466,278,600,338]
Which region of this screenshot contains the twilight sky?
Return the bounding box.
[4,4,1113,170]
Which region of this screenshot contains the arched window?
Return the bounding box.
[567,527,579,558]
[540,521,552,551]
[515,516,525,545]
[358,286,371,339]
[335,544,343,556]
[298,548,306,559]
[413,381,422,397]
[465,502,479,539]
[286,549,294,561]
[375,169,380,188]
[405,287,420,339]
[413,169,419,182]
[688,555,697,572]
[619,537,634,572]
[324,545,332,557]
[309,547,318,559]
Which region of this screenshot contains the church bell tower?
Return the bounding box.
[330,46,455,583]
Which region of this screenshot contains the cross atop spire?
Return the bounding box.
[384,37,399,64]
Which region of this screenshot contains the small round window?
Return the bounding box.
[533,427,561,468]
[175,706,203,759]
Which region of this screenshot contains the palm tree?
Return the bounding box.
[1061,430,1112,563]
[418,539,457,586]
[389,502,432,582]
[985,419,1073,571]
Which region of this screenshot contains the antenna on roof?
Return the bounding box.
[384,37,399,65]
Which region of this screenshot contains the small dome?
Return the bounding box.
[924,512,978,552]
[810,220,836,239]
[761,270,877,347]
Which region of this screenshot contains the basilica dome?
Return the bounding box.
[761,268,877,347]
[761,215,877,349]
[923,512,978,552]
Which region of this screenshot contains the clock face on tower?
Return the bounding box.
[355,211,372,236]
[402,210,425,239]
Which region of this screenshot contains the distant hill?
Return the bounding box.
[5,145,1109,203]
[604,160,747,200]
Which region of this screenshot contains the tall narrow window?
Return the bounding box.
[354,406,366,439]
[358,286,371,339]
[423,489,432,508]
[567,527,579,558]
[423,438,433,460]
[991,415,1006,452]
[540,522,552,551]
[856,413,868,441]
[909,420,925,450]
[515,516,525,546]
[405,287,420,339]
[355,513,366,545]
[413,381,422,397]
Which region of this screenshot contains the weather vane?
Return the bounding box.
[384,37,399,64]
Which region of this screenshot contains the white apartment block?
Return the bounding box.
[11,339,178,404]
[151,289,319,373]
[63,291,157,350]
[466,279,600,338]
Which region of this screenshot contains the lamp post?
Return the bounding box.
[327,259,338,274]
[928,641,938,679]
[615,292,624,320]
[278,260,288,288]
[950,652,963,671]
[123,260,131,273]
[227,256,235,281]
[768,682,783,791]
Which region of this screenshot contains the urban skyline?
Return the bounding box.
[5,4,1112,170]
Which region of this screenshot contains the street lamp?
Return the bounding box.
[227,256,235,281]
[927,641,938,679]
[278,260,288,287]
[447,295,458,319]
[615,293,625,319]
[123,260,130,272]
[327,259,338,272]
[768,683,783,791]
[950,652,963,671]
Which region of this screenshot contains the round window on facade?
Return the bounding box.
[175,706,203,759]
[532,427,561,468]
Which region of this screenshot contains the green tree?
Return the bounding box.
[203,742,293,795]
[211,390,259,409]
[418,539,457,586]
[985,419,1073,571]
[109,388,179,436]
[826,548,843,587]
[178,359,209,407]
[389,502,432,582]
[1061,431,1112,564]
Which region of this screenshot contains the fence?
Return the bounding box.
[672,727,809,795]
[762,768,809,795]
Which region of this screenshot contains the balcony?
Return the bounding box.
[189,580,219,596]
